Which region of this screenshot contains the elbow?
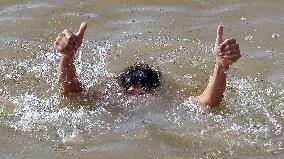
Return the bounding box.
[203,99,222,108]
[59,90,71,96]
[59,87,72,96]
[58,83,84,96]
[199,95,224,108]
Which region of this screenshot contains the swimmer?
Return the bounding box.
[54,22,241,108]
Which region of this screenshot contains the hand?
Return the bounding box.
[54,22,88,57]
[214,25,241,71]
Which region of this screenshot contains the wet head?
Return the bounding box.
[118,63,161,96]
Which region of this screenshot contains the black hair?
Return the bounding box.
[118,63,161,91]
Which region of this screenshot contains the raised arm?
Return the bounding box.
[198,26,241,108]
[54,22,88,96]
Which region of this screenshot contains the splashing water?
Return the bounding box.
[1,35,284,159]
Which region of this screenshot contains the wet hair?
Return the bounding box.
[119,63,161,91]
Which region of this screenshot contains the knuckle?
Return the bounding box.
[66,36,71,40]
[70,36,76,41]
[65,41,71,47]
[229,39,236,43]
[56,41,62,46]
[56,45,62,51]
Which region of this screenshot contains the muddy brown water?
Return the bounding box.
[0,0,284,158]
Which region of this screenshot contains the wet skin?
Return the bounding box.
[54,22,241,108]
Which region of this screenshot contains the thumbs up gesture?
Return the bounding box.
[54,22,88,57]
[214,26,241,71]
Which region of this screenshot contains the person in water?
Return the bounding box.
[54,22,241,108]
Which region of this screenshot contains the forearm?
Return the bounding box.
[57,54,83,95]
[198,64,226,108]
[195,26,240,108]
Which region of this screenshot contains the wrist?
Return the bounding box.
[59,49,77,59]
[215,63,228,74]
[60,54,75,65]
[61,53,74,59]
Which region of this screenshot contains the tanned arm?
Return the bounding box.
[197,26,241,108]
[54,22,88,96]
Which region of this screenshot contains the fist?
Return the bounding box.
[215,26,241,71]
[54,22,88,57]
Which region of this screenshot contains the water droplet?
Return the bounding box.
[240,17,247,21]
[245,35,253,42]
[272,33,280,39]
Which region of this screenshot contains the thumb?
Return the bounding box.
[215,25,224,55]
[215,25,224,46]
[76,22,88,39]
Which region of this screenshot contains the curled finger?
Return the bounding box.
[224,54,241,60]
[63,29,74,39]
[55,42,63,52]
[58,33,65,38]
[223,49,240,56]
[223,44,239,52]
[219,38,237,51]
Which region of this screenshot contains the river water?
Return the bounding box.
[0,0,284,158]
